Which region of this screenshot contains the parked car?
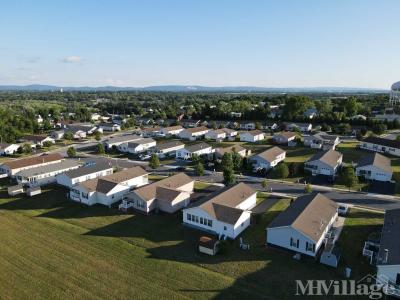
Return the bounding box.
[139,154,151,161]
[337,204,349,216]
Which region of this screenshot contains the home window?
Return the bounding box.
[200,217,204,225]
[207,220,212,227]
[290,238,299,248]
[306,242,315,252]
[224,226,227,231]
[187,214,191,221]
[136,200,145,209]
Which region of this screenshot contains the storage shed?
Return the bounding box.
[198,236,220,256]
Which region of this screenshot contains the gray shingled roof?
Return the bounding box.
[268,193,338,242]
[128,138,156,148]
[357,153,392,174]
[363,136,400,149]
[377,208,400,265]
[155,140,184,151]
[185,142,212,153]
[2,153,63,170]
[104,135,142,144]
[63,162,113,179]
[255,146,285,163]
[194,183,257,225]
[16,160,81,178]
[307,149,342,167]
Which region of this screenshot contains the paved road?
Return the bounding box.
[193,171,400,211]
[46,139,400,211]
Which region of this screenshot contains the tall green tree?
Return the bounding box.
[222,153,236,185]
[67,146,76,158]
[194,162,204,176]
[271,163,289,179]
[339,166,359,191]
[232,151,243,171]
[149,154,160,169]
[96,143,105,154]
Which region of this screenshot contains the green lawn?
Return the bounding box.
[0,181,384,299]
[336,142,363,164]
[194,181,211,190]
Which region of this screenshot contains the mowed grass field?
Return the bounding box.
[0,179,383,299]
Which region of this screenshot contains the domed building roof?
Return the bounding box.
[392,81,400,91]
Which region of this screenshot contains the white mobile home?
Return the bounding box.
[356,153,392,182]
[104,135,142,150]
[0,143,20,156]
[304,150,343,177]
[272,132,296,145]
[122,173,194,213]
[266,193,338,257]
[160,125,184,137]
[183,183,257,239]
[179,126,210,141]
[176,142,213,160]
[99,123,121,132]
[250,146,286,170]
[0,153,64,177]
[304,133,340,150]
[120,138,156,154]
[56,162,114,188]
[15,160,81,187]
[70,167,148,206]
[152,141,185,158]
[285,123,312,132]
[214,145,247,160]
[359,136,400,157]
[20,135,55,147]
[240,130,265,143]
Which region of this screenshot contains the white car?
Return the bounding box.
[139,154,151,161]
[337,204,349,216]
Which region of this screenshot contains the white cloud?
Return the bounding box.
[62,56,82,63]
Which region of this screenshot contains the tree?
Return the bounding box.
[67,146,76,158]
[339,166,358,191]
[261,179,268,189]
[222,152,236,185]
[149,154,160,169]
[221,153,234,170]
[210,121,217,130]
[304,184,312,193]
[43,119,52,131]
[223,167,236,185]
[282,96,312,120]
[94,131,102,141]
[372,123,387,135]
[22,143,32,154]
[271,163,289,179]
[64,131,74,140]
[194,162,204,176]
[343,96,361,117]
[191,153,200,165]
[42,141,53,148]
[255,122,262,130]
[96,143,105,154]
[232,151,243,171]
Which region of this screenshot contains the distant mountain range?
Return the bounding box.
[0,84,388,93]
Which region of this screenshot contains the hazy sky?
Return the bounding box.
[1,0,399,88]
